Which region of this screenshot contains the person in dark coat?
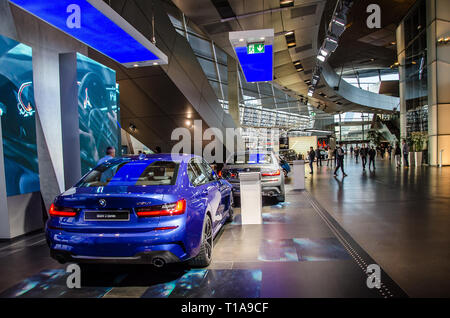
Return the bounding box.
[368,146,376,170]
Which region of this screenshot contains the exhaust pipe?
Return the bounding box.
[152,257,166,268]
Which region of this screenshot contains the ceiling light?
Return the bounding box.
[260,37,265,40]
[320,49,329,57]
[153,62,158,65]
[133,64,139,67]
[285,31,294,36]
[186,120,191,126]
[324,35,339,52]
[239,38,244,42]
[317,54,326,62]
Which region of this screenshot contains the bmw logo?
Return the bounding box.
[99,199,106,207]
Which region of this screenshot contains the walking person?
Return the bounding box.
[327,147,334,166]
[334,142,347,177]
[355,145,360,163]
[387,144,392,161]
[402,139,409,168]
[360,144,368,171]
[368,146,376,170]
[308,147,315,174]
[350,145,354,158]
[394,142,402,168]
[315,147,322,167]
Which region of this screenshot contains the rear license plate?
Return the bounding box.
[84,211,130,221]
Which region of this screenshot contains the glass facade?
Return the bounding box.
[167,12,310,130]
[342,69,399,93]
[334,112,374,142]
[403,0,428,135]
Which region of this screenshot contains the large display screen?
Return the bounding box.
[0,34,40,197]
[77,53,120,175]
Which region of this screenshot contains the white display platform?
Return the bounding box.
[239,172,263,225]
[293,160,305,190]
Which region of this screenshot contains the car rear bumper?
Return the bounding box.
[50,249,180,265]
[46,227,189,264]
[230,184,282,197]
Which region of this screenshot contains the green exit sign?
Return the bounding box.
[247,43,265,54]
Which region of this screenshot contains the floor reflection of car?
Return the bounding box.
[220,151,285,202]
[46,154,233,268]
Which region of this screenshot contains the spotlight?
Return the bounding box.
[330,14,346,37]
[324,35,339,53]
[320,48,329,57]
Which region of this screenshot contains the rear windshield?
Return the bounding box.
[229,153,273,165]
[76,160,180,187]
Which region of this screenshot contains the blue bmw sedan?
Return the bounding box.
[46,154,234,268]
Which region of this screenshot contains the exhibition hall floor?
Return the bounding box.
[305,156,450,298]
[0,173,407,298]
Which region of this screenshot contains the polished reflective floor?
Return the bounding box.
[0,174,409,298]
[4,156,446,297]
[305,155,450,297]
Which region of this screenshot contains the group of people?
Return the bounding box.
[352,140,410,169]
[307,143,347,177]
[306,138,411,177]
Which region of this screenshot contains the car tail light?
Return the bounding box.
[136,199,186,217]
[262,169,281,176]
[49,203,79,217]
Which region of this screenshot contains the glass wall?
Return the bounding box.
[403,0,428,135]
[334,112,373,142]
[342,69,399,93]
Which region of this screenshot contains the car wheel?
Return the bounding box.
[188,216,213,268]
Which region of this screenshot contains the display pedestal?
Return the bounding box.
[239,172,262,225]
[415,152,423,166]
[293,160,305,190]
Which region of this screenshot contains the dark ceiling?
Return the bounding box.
[324,0,417,74]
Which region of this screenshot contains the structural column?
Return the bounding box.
[227,54,241,128]
[427,0,450,165]
[396,22,407,141]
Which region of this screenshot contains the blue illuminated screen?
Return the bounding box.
[0,34,40,196]
[77,53,121,175]
[235,45,273,82]
[9,0,159,63]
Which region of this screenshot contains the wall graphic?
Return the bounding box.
[0,35,39,197]
[77,53,120,175]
